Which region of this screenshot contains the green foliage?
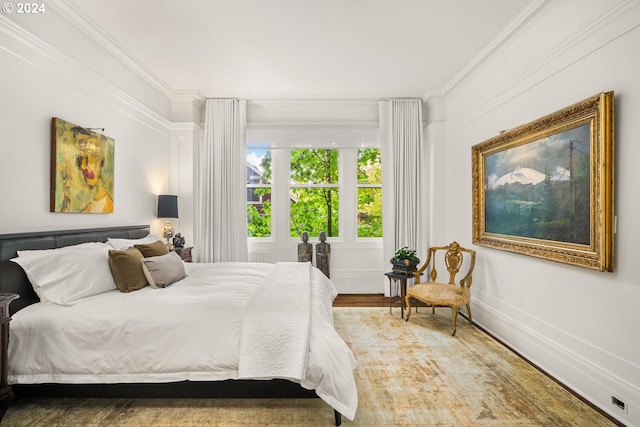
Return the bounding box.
[290,149,338,184]
[393,247,420,262]
[289,149,339,237]
[357,149,382,237]
[247,188,271,237]
[249,147,383,239]
[290,188,339,237]
[357,148,381,184]
[247,205,270,237]
[260,151,273,182]
[358,188,382,237]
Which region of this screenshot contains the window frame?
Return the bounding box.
[246,147,273,238]
[247,145,381,244]
[356,148,382,238]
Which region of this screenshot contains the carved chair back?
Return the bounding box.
[414,241,476,289]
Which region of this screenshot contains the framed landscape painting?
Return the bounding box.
[50,118,115,213]
[472,92,614,271]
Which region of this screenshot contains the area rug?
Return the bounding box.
[3,308,617,426]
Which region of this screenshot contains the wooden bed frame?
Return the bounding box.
[0,225,342,426]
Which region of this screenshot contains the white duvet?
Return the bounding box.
[8,262,358,420]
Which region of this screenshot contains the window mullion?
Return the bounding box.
[290,184,339,188]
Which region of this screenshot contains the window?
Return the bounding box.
[357,148,382,237]
[289,149,339,237]
[246,145,381,241]
[246,147,271,237]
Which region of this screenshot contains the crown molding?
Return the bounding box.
[421,90,443,103]
[246,98,380,128]
[173,90,206,103]
[445,0,639,134]
[50,0,203,105]
[0,13,172,134]
[438,0,552,97]
[246,121,380,129]
[171,122,204,132]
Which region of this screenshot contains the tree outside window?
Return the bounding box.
[357,148,382,237]
[246,148,271,237]
[289,149,339,238]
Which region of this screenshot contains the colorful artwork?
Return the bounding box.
[472,92,615,272]
[484,123,591,245]
[50,117,114,213]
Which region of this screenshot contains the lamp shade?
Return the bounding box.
[157,195,178,218]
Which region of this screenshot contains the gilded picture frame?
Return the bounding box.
[471,92,614,271]
[50,117,115,213]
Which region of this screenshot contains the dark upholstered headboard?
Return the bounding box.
[0,225,150,315]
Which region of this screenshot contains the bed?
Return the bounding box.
[0,225,357,425]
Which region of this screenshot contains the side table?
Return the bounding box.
[173,246,193,262]
[0,293,19,423]
[384,272,415,319]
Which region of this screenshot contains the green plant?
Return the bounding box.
[392,247,420,263]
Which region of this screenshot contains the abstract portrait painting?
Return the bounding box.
[50,117,115,213]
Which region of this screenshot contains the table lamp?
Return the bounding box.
[157,195,178,248]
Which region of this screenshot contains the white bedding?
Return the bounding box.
[8,262,358,420]
[239,262,311,381]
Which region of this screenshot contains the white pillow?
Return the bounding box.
[16,241,106,257]
[11,243,117,305]
[141,251,187,288]
[107,234,163,251]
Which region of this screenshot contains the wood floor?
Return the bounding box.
[332,293,388,307]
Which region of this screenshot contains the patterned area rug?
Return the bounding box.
[3,308,617,426]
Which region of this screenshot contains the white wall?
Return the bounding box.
[0,10,172,235]
[167,125,200,249]
[435,1,640,425]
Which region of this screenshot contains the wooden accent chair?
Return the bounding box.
[405,242,476,336]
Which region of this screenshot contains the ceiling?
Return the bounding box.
[67,0,532,100]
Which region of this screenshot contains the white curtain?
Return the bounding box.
[195,99,248,262]
[380,99,427,294]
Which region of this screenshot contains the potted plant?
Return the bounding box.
[391,247,420,272]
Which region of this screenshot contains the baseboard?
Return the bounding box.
[330,269,386,294]
[471,300,635,427]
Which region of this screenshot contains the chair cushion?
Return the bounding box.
[407,282,469,306]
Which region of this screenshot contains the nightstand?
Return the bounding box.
[0,293,18,423]
[173,246,193,262]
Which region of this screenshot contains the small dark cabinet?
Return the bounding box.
[0,293,19,422]
[173,247,193,262]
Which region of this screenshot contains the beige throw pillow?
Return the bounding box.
[141,251,187,289]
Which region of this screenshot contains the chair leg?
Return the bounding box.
[405,296,412,321]
[466,303,472,325]
[451,308,458,336]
